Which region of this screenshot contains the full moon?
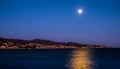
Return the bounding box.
[78,9,83,14]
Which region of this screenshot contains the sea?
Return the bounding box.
[0,48,120,69]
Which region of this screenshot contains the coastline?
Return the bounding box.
[0,37,110,49]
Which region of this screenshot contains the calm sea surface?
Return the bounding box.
[0,48,120,69]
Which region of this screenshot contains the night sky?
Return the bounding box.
[0,0,120,47]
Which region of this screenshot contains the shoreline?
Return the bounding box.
[0,47,110,49]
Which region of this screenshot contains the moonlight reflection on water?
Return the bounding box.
[68,49,93,69]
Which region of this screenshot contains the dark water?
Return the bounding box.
[0,48,120,69]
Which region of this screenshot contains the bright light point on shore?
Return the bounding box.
[78,9,83,14]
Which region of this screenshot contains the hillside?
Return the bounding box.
[0,37,109,49]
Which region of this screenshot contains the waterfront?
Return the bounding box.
[0,37,108,49]
[0,48,120,69]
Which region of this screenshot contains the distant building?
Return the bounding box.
[0,46,6,49]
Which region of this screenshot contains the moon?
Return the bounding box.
[78,9,83,14]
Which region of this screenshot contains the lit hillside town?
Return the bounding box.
[0,37,109,49]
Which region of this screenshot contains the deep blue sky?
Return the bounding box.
[0,0,120,47]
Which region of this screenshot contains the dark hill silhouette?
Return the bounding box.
[30,39,56,45]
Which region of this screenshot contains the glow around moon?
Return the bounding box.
[78,9,83,14]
